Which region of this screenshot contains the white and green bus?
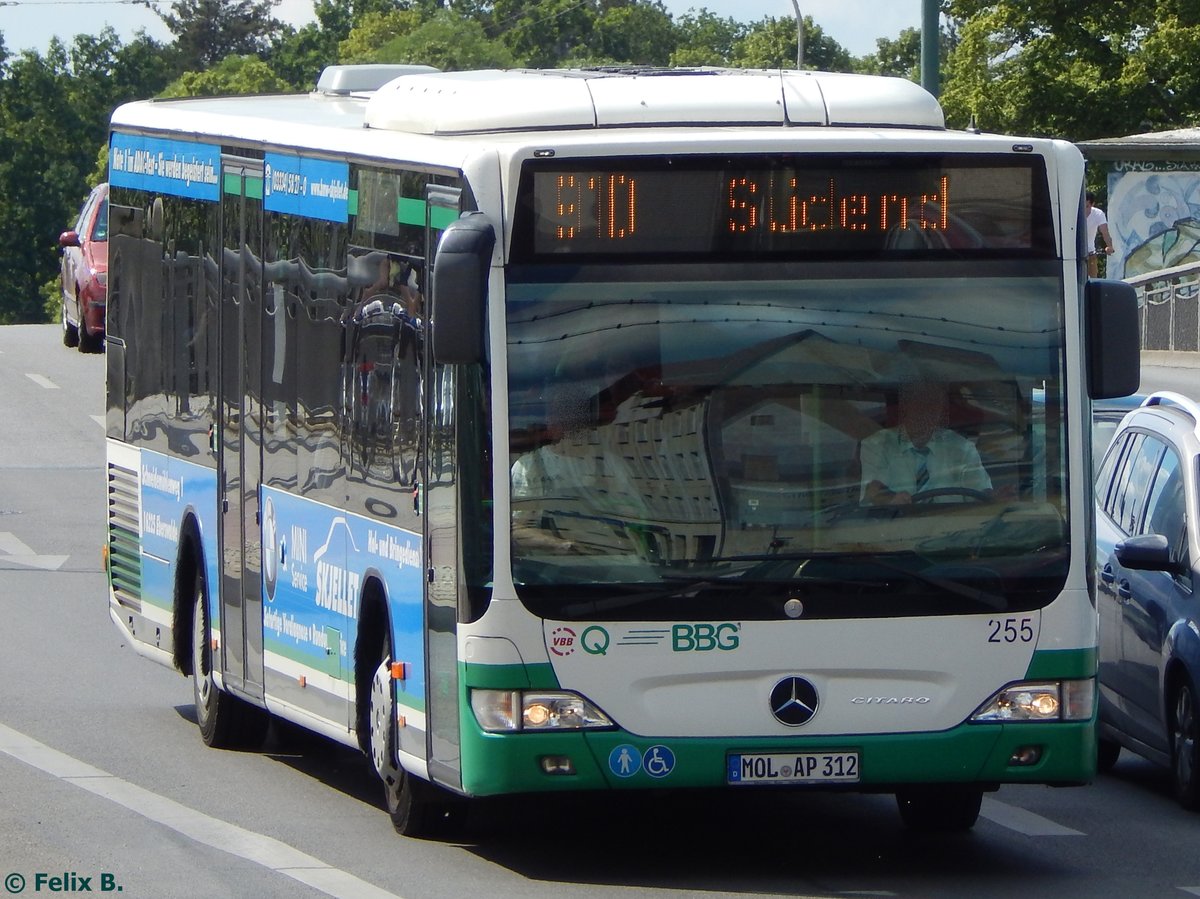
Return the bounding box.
[104,65,1139,836]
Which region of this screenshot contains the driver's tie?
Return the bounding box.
[913,446,930,492]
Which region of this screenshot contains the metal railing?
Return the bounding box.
[1123,261,1200,353]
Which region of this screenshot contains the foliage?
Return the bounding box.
[338,9,426,64]
[732,16,853,72]
[0,29,170,324]
[358,10,517,70]
[10,0,1200,325]
[940,0,1200,140]
[670,9,746,67]
[159,55,292,98]
[159,0,282,69]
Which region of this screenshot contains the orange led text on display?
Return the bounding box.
[727,174,950,235]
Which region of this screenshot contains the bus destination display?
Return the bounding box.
[519,157,1049,258]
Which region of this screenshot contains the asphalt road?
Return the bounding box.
[2,323,1199,899]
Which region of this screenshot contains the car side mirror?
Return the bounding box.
[1114,533,1183,575]
[59,230,81,249]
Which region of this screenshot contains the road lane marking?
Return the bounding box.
[0,722,403,899]
[980,797,1084,836]
[25,373,59,389]
[92,415,105,428]
[0,532,67,571]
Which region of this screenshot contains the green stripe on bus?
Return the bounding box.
[397,197,458,231]
[222,174,264,199]
[1024,647,1097,680]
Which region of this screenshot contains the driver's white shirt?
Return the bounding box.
[859,426,992,501]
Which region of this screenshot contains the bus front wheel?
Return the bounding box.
[895,786,983,832]
[368,656,461,837]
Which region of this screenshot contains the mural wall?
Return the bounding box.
[1107,162,1200,279]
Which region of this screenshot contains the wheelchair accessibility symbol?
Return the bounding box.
[643,744,675,778]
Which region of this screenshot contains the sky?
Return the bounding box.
[0,0,925,59]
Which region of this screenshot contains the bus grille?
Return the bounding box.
[107,462,142,610]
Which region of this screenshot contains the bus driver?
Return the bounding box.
[860,380,993,505]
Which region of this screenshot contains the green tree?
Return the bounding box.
[595,1,677,66]
[489,0,598,68]
[940,1,1200,140]
[0,28,168,324]
[338,8,425,64]
[855,27,923,78]
[670,9,745,67]
[159,54,292,97]
[370,10,517,70]
[159,0,282,69]
[732,16,852,72]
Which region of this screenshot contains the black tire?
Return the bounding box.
[190,569,267,749]
[77,310,101,354]
[1172,676,1200,810]
[1097,737,1121,773]
[61,299,79,348]
[896,786,983,832]
[368,655,463,838]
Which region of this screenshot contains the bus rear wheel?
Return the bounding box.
[190,570,267,749]
[368,656,462,838]
[895,786,983,832]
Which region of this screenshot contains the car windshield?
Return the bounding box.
[506,264,1068,621]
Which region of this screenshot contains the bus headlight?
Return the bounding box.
[970,679,1093,722]
[471,689,614,732]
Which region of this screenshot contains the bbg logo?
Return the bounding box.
[671,622,740,652]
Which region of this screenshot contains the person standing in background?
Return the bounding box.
[1086,191,1115,278]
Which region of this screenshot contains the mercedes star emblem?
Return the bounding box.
[770,676,819,726]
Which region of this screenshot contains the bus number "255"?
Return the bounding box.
[987,617,1034,644]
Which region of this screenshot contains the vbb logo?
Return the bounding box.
[550,626,577,656]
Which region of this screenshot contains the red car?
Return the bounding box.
[58,182,108,352]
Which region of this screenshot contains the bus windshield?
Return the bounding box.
[506,263,1068,621]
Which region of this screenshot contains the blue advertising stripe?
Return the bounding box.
[264,152,350,223]
[260,486,426,709]
[109,133,221,201]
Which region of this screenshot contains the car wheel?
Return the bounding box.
[1172,676,1200,810]
[190,567,267,749]
[896,786,983,831]
[77,303,100,354]
[61,297,79,347]
[1097,737,1121,773]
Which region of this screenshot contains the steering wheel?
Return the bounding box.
[912,487,992,504]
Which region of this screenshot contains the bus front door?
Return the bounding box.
[217,158,266,703]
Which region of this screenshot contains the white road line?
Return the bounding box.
[1181,887,1200,895]
[91,415,105,428]
[0,722,402,899]
[25,373,59,389]
[980,797,1084,836]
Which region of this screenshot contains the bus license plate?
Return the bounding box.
[728,751,860,785]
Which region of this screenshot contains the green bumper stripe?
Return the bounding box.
[459,718,1096,797]
[1025,647,1096,680]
